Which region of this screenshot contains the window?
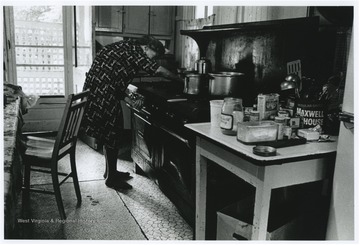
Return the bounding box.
[195,5,213,18]
[7,6,93,96]
[13,6,65,95]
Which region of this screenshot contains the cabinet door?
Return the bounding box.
[150,6,174,36]
[95,6,123,32]
[123,6,149,35]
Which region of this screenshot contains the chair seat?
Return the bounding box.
[23,136,55,166]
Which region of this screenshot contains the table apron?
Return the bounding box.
[197,137,331,189]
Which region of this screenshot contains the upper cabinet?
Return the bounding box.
[95,6,175,39]
[95,6,124,32]
[123,6,149,35]
[149,7,175,36]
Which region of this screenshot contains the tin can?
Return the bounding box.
[296,99,325,128]
[249,110,259,121]
[276,123,284,140]
[283,126,292,139]
[278,110,289,118]
[274,116,286,124]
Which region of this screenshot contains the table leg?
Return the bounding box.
[195,153,208,240]
[251,184,272,240]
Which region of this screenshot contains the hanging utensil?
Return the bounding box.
[287,60,302,92]
[287,60,302,78]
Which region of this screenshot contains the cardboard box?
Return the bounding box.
[297,128,320,141]
[216,195,304,240]
[257,93,279,120]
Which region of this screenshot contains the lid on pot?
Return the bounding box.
[209,72,244,77]
[186,73,205,77]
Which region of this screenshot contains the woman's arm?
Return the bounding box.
[155,66,183,83]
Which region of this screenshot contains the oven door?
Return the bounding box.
[130,106,162,180]
[133,110,152,161]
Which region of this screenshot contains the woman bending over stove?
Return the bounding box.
[81,35,182,190]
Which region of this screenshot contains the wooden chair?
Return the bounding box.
[21,90,90,219]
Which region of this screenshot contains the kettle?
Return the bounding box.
[194,58,211,74]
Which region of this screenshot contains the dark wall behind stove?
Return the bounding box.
[205,21,318,105]
[182,17,320,106]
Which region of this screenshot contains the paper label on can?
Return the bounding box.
[220,113,233,130]
[296,101,324,127]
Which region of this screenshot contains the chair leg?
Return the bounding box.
[70,150,82,205]
[51,165,66,220]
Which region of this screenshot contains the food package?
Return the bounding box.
[297,128,320,141]
[237,121,278,144]
[257,93,280,120]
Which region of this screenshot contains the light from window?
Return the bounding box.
[207,6,213,16]
[195,5,205,19]
[195,5,214,18]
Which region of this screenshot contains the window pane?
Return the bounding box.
[13,6,65,96]
[207,6,213,16]
[195,6,205,19]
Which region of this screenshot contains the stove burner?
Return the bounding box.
[135,81,211,125]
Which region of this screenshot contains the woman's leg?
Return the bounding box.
[103,145,132,190]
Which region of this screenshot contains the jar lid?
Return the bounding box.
[224,97,242,101]
[274,116,286,123]
[253,146,277,157]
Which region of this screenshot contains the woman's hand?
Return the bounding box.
[133,97,144,109]
[126,92,144,109]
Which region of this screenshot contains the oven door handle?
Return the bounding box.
[134,112,151,125]
[157,125,191,149]
[126,102,151,116]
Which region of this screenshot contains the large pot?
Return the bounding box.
[183,74,209,95]
[208,72,245,96]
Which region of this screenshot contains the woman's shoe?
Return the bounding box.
[105,180,132,190]
[104,171,132,180]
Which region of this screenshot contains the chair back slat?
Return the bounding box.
[64,109,78,142]
[63,106,81,144]
[52,90,90,161]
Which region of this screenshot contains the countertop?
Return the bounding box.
[185,122,338,165]
[4,98,24,238]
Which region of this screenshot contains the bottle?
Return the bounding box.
[220,97,244,135]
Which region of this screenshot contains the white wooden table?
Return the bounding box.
[185,123,338,240]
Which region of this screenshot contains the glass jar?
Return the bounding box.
[249,110,260,121]
[220,97,244,135]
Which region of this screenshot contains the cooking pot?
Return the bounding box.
[208,72,245,96]
[183,74,209,95]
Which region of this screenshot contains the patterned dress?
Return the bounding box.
[82,40,159,148]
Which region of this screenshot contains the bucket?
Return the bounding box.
[210,100,224,127]
[296,100,325,128]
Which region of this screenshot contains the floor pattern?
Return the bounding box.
[115,154,194,240]
[14,140,194,240]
